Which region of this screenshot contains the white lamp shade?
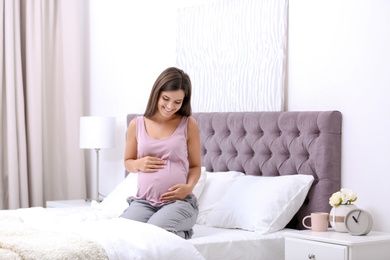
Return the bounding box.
[79,116,116,149]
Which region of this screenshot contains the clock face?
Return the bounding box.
[345,209,373,236]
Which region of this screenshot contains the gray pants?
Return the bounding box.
[120,195,198,239]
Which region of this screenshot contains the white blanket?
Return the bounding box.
[0,207,204,260]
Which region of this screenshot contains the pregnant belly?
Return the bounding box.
[136,161,187,205]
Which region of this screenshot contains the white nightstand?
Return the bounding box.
[285,230,390,260]
[46,199,91,208]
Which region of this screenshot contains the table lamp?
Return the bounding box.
[79,116,116,202]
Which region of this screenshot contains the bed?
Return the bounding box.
[0,111,342,260]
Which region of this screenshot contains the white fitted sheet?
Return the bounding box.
[191,225,293,260]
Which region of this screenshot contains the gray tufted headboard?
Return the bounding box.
[126,111,342,229]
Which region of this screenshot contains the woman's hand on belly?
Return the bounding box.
[137,156,166,172]
[160,183,192,202]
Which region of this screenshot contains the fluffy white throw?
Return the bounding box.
[0,214,108,260]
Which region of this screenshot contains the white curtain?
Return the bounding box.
[0,0,87,209]
[176,0,288,112]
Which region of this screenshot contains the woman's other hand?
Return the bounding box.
[160,184,192,202]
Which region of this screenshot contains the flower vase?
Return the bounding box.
[329,204,358,232]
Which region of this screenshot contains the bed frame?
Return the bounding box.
[126,111,342,230]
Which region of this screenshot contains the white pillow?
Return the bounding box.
[205,174,314,234]
[97,173,138,217]
[196,170,245,224]
[192,167,207,199]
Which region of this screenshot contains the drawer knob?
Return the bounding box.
[308,254,316,259]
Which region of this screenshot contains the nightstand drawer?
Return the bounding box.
[286,237,348,260]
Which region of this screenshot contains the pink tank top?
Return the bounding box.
[134,116,189,206]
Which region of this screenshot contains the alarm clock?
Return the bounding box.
[344,208,373,236]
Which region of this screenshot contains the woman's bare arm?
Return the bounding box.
[185,117,202,190]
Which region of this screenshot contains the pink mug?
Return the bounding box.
[302,212,329,232]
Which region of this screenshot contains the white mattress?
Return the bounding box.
[191,225,292,260]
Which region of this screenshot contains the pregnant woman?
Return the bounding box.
[121,67,201,239]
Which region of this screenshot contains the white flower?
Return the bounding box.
[340,188,357,204]
[329,191,342,207]
[329,188,357,207]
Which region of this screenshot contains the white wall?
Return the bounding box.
[89,0,390,232]
[288,0,390,232]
